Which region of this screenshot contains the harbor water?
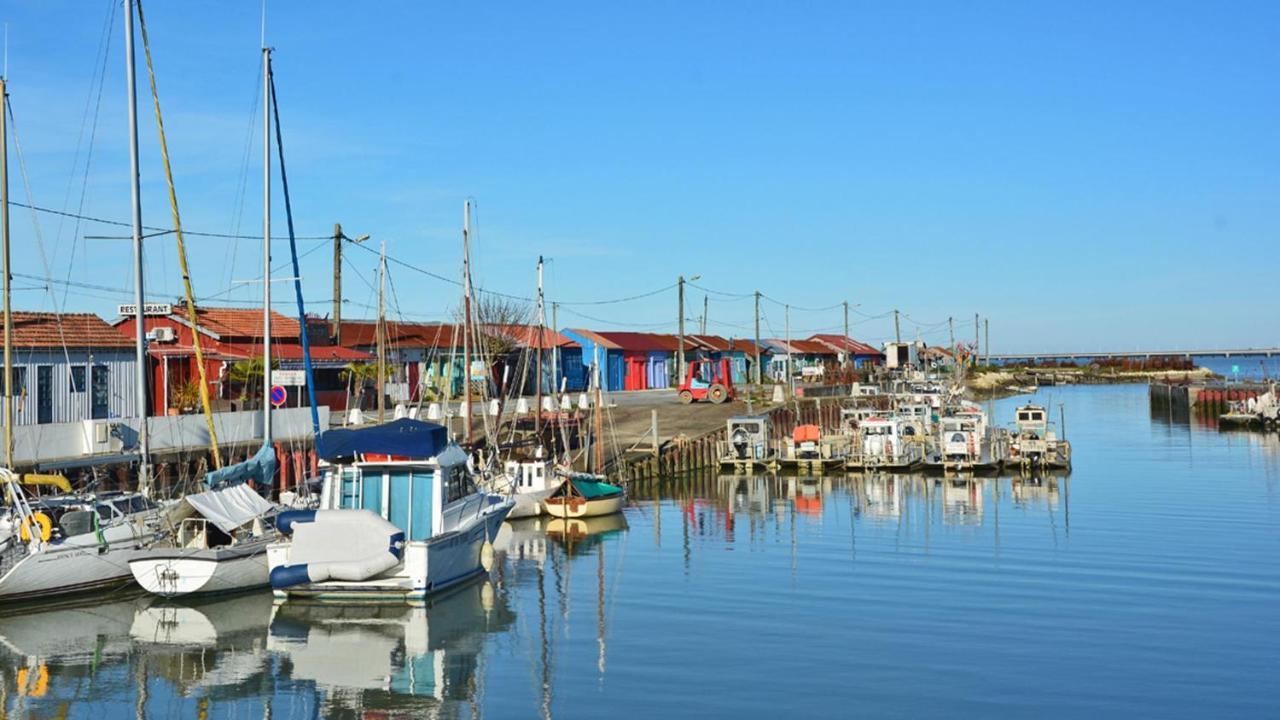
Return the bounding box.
[2,384,1277,718]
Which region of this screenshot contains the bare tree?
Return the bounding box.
[453,294,533,360]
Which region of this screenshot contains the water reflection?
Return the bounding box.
[0,472,1073,719]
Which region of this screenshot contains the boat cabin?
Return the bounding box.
[725,415,771,461]
[1014,404,1049,437]
[860,417,904,459]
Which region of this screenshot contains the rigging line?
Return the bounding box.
[7,99,77,374]
[194,238,327,303]
[137,0,222,467]
[8,201,330,240]
[269,67,321,437]
[223,52,264,301]
[58,0,117,311]
[343,239,534,303]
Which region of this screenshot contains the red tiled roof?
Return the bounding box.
[484,325,578,350]
[176,307,299,339]
[273,344,372,362]
[788,339,839,355]
[12,312,133,348]
[807,334,883,356]
[596,332,690,352]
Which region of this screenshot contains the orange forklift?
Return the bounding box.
[678,358,735,404]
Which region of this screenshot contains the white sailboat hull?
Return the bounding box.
[542,493,624,519]
[506,487,556,519]
[0,543,143,601]
[129,543,270,598]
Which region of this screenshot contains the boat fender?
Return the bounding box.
[274,509,316,536]
[18,512,53,543]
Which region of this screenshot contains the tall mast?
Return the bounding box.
[461,200,473,444]
[377,242,386,423]
[261,47,272,445]
[1,78,12,469]
[535,255,544,439]
[125,0,150,493]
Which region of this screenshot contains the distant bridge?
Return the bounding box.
[988,348,1280,363]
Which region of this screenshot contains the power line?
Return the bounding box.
[10,201,331,240]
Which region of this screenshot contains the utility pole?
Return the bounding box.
[893,309,901,344]
[948,316,955,350]
[330,224,370,346]
[551,301,560,394]
[332,223,342,343]
[677,275,686,383]
[984,318,990,367]
[701,295,708,335]
[376,242,387,423]
[785,304,794,399]
[974,313,980,362]
[753,290,761,386]
[843,301,850,365]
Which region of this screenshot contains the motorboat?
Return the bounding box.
[500,450,559,519]
[1008,404,1071,470]
[267,419,514,602]
[846,416,924,471]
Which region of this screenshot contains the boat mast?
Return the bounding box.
[125,0,151,494]
[261,47,272,445]
[535,255,544,439]
[593,360,604,473]
[461,200,473,444]
[377,241,386,423]
[0,78,11,469]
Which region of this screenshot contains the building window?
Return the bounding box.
[91,365,110,420]
[36,366,53,425]
[70,366,87,393]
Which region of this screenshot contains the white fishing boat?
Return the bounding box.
[1008,403,1071,470]
[267,419,514,602]
[501,453,559,519]
[128,479,278,597]
[846,416,924,471]
[924,405,1006,474]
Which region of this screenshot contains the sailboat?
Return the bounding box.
[266,200,514,603]
[130,44,327,597]
[541,355,624,519]
[0,4,174,603]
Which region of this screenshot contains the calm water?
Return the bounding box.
[2,385,1278,719]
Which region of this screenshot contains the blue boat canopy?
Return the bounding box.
[317,419,449,462]
[204,443,278,489]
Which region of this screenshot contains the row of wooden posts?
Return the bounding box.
[618,399,845,482]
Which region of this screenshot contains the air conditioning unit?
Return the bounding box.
[152,327,177,342]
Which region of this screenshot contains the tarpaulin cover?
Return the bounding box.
[317,418,449,462]
[184,482,274,533]
[204,443,278,489]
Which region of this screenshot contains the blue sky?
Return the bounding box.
[1,1,1277,353]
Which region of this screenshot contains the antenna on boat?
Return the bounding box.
[124,0,151,495]
[462,199,473,445]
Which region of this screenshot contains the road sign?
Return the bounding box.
[272,369,306,386]
[269,385,288,408]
